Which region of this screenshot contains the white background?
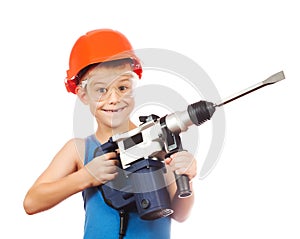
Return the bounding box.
[1,0,299,238]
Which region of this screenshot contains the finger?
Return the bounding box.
[93,153,116,163]
[103,152,118,160]
[170,150,189,159]
[104,172,118,182]
[177,164,197,179]
[175,159,195,168]
[169,152,177,159]
[175,168,187,175]
[104,164,118,174]
[103,159,119,167]
[173,155,196,167]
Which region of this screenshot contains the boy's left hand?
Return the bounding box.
[165,151,197,181]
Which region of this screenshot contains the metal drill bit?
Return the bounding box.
[216,71,285,107]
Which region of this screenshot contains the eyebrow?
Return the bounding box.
[88,72,134,87]
[117,78,132,83]
[91,81,106,86]
[93,77,131,85]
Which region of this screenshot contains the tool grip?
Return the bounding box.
[175,173,192,198]
[168,148,192,198]
[94,137,118,157]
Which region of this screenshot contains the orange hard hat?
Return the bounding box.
[65,29,142,94]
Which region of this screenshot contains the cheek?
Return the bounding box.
[119,97,134,118]
[89,102,103,116]
[123,97,135,109]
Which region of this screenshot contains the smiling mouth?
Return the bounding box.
[102,107,125,113]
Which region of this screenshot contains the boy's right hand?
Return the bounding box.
[85,152,119,186]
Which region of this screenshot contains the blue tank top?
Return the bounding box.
[82,134,171,239]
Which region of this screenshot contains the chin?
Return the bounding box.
[100,113,131,130]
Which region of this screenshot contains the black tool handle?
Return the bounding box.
[94,137,118,157]
[175,172,192,198]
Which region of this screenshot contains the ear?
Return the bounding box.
[76,86,89,105]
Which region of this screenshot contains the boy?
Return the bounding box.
[23,29,197,239]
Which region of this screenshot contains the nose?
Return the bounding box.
[107,88,121,104]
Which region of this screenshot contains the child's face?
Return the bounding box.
[80,64,136,130]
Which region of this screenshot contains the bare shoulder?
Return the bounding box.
[59,138,86,167]
[34,138,86,183]
[71,138,86,166]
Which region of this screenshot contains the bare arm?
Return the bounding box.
[168,180,195,222]
[24,138,119,215]
[23,139,91,214]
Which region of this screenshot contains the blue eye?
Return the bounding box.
[97,88,107,94]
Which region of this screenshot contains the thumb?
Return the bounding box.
[164,157,172,164]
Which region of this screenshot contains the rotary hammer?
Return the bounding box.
[93,71,285,220]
